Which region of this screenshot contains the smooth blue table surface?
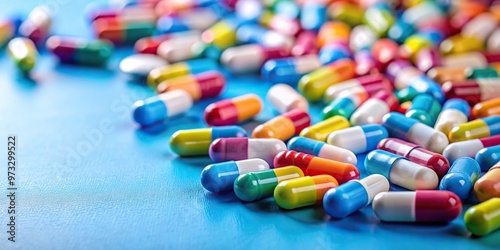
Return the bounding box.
[1,1,500,249]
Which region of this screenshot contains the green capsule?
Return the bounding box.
[124,22,155,44]
[405,94,442,126]
[363,3,395,37]
[46,36,114,66]
[464,198,500,236]
[327,2,363,27]
[395,87,419,103]
[7,38,38,73]
[465,68,499,79]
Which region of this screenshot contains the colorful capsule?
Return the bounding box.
[134,34,173,54]
[132,90,193,126]
[19,6,52,44]
[287,137,357,165]
[155,0,215,16]
[371,38,400,66]
[439,157,480,200]
[377,138,450,179]
[323,74,392,103]
[7,38,38,73]
[372,191,462,222]
[46,36,114,66]
[349,25,377,51]
[147,59,218,87]
[264,14,301,37]
[209,138,286,166]
[92,18,155,44]
[405,94,442,127]
[322,88,368,120]
[274,175,338,210]
[327,125,388,155]
[262,55,322,85]
[85,4,157,23]
[365,150,439,190]
[416,47,441,73]
[234,166,304,202]
[476,145,500,171]
[236,23,293,48]
[201,158,270,193]
[267,84,308,114]
[299,116,350,142]
[119,54,167,78]
[465,67,499,79]
[382,112,449,153]
[274,150,359,184]
[443,79,500,106]
[203,94,262,126]
[433,99,470,137]
[300,2,326,31]
[291,31,317,56]
[157,32,203,63]
[170,126,247,156]
[327,2,363,27]
[221,44,289,73]
[443,135,500,164]
[385,60,413,88]
[324,174,390,218]
[298,58,356,101]
[354,49,382,76]
[350,90,398,126]
[449,116,500,143]
[442,51,500,68]
[0,19,16,47]
[474,164,500,202]
[317,21,350,47]
[201,15,245,51]
[387,19,415,44]
[156,71,225,100]
[363,3,395,37]
[473,98,500,119]
[464,198,500,236]
[156,8,218,34]
[252,110,310,141]
[318,41,350,65]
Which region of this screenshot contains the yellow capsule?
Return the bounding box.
[448,116,500,142]
[274,175,338,210]
[440,35,483,55]
[147,64,191,87]
[201,20,237,50]
[327,2,363,27]
[464,198,500,236]
[7,37,38,73]
[299,116,350,142]
[400,35,432,61]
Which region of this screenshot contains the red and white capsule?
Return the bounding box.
[221,44,289,73]
[350,90,399,125]
[323,74,392,103]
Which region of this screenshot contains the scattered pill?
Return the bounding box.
[132,90,193,126]
[274,175,338,210]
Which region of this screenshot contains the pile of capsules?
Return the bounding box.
[3,0,500,238]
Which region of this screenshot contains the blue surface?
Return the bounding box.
[1,1,500,249]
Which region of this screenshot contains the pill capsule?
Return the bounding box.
[378,138,450,179]
[274,150,359,184]
[371,38,400,67]
[157,33,203,63]
[472,98,500,119]
[476,145,500,171]
[317,21,350,48]
[265,13,301,37]
[349,25,377,52]
[92,18,155,44]
[46,36,114,66]
[234,166,304,202]
[354,49,382,76]
[464,198,500,236]
[155,0,214,15]
[475,164,500,202]
[274,175,338,210]
[442,51,500,68]
[147,58,218,87]
[252,110,310,141]
[300,2,326,31]
[291,31,317,56]
[372,191,462,222]
[385,60,413,88]
[382,112,449,153]
[298,58,356,101]
[156,71,225,100]
[119,54,167,78]
[443,135,500,164]
[449,116,500,143]
[7,38,38,73]
[324,174,390,218]
[236,23,293,48]
[327,125,388,155]
[170,126,247,156]
[416,47,441,73]
[434,99,470,136]
[209,138,286,166]
[134,34,173,54]
[261,55,321,85]
[405,94,442,127]
[156,8,218,34]
[201,15,245,51]
[465,67,499,79]
[201,158,270,193]
[132,90,193,126]
[350,90,398,126]
[221,44,289,73]
[204,94,262,126]
[322,88,368,120]
[299,116,350,142]
[19,6,52,44]
[86,4,157,23]
[387,19,415,44]
[287,136,357,165]
[267,84,308,114]
[327,2,363,27]
[439,157,480,200]
[0,19,16,47]
[461,12,498,44]
[363,3,395,37]
[323,74,392,103]
[443,79,500,106]
[365,150,439,190]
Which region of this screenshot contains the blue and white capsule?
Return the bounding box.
[434,98,470,136]
[319,42,351,65]
[236,23,293,48]
[132,90,193,126]
[156,8,219,34]
[327,125,388,154]
[300,2,326,31]
[407,75,445,103]
[323,174,390,218]
[261,55,322,85]
[439,157,480,200]
[476,145,500,171]
[287,136,357,165]
[201,158,270,193]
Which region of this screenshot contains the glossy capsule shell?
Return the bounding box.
[201,15,243,50]
[236,23,293,48]
[134,34,173,54]
[363,3,395,37]
[0,19,16,46]
[287,136,357,165]
[274,175,338,210]
[201,158,270,193]
[267,84,308,114]
[204,94,262,126]
[416,47,441,73]
[476,145,500,171]
[365,150,439,190]
[252,110,310,141]
[156,8,218,34]
[292,31,317,56]
[323,74,392,104]
[378,138,450,179]
[443,135,500,164]
[147,58,218,87]
[234,166,304,202]
[439,157,480,200]
[7,38,38,73]
[209,138,286,166]
[299,116,350,142]
[382,112,449,153]
[434,99,470,136]
[442,79,500,106]
[322,88,368,120]
[169,126,247,156]
[92,18,155,44]
[449,116,500,143]
[464,198,500,236]
[372,191,462,222]
[157,32,203,63]
[300,2,326,31]
[327,2,363,27]
[405,94,442,127]
[19,6,52,44]
[327,125,388,155]
[46,36,114,66]
[156,71,225,100]
[473,98,500,118]
[354,48,382,76]
[317,21,350,47]
[274,150,359,184]
[132,90,193,126]
[221,44,289,73]
[324,174,390,218]
[261,55,322,85]
[474,164,500,202]
[350,90,398,126]
[119,54,167,78]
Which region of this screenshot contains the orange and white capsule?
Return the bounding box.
[204,94,263,126]
[252,109,311,141]
[472,98,500,118]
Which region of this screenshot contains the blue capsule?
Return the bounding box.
[388,20,415,44]
[327,125,388,154]
[261,55,322,85]
[200,159,270,192]
[407,75,445,103]
[476,145,500,171]
[132,90,193,126]
[439,157,480,200]
[300,2,326,31]
[319,42,351,65]
[287,137,357,165]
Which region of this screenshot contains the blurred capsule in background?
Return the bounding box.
[221,44,289,73]
[46,36,114,66]
[132,90,193,127]
[157,32,204,63]
[156,8,218,34]
[363,3,395,37]
[236,23,293,48]
[7,37,38,73]
[134,34,173,54]
[19,6,52,45]
[0,18,17,47]
[147,58,218,87]
[292,31,317,56]
[323,74,392,104]
[267,84,308,114]
[262,54,322,85]
[350,90,398,126]
[300,2,326,32]
[405,94,442,127]
[442,79,500,106]
[120,54,167,79]
[209,138,286,166]
[157,71,225,100]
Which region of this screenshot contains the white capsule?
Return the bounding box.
[373,192,416,222]
[394,67,421,90]
[390,159,439,190]
[407,123,449,153]
[248,139,287,165]
[402,2,444,26]
[487,28,500,52]
[327,125,387,154]
[119,54,167,78]
[442,52,487,68]
[462,13,498,43]
[443,140,485,163]
[434,109,468,136]
[115,6,157,23]
[176,8,219,31]
[350,99,390,125]
[20,6,52,34]
[349,25,377,51]
[236,158,270,174]
[220,44,266,73]
[157,32,202,63]
[267,84,309,113]
[323,79,360,103]
[477,79,500,101]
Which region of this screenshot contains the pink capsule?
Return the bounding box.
[221,44,289,73]
[324,74,392,103]
[416,47,441,73]
[372,38,400,67]
[350,90,399,125]
[267,14,301,37]
[19,6,52,44]
[292,31,317,56]
[354,49,382,76]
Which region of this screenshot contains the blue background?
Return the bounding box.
[1,1,500,249]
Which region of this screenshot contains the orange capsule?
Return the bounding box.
[473,98,500,119]
[427,66,468,84]
[204,94,262,126]
[474,164,500,202]
[252,109,311,141]
[371,38,400,66]
[317,21,351,48]
[156,71,225,100]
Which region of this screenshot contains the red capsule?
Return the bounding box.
[267,14,301,36]
[292,31,317,56]
[372,38,400,67]
[442,79,500,105]
[416,47,441,73]
[156,71,225,100]
[134,34,172,54]
[354,49,382,76]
